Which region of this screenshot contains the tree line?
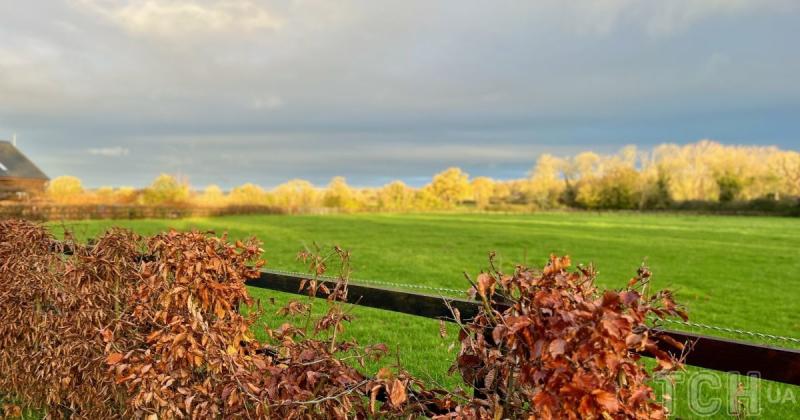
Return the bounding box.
[43,140,800,213]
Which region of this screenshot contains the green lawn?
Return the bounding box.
[56,212,800,418]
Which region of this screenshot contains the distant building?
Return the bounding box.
[0,140,49,200]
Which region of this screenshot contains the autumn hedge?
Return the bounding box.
[0,220,687,419]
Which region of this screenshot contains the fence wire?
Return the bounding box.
[258,268,800,347]
[659,318,800,346]
[261,268,467,296]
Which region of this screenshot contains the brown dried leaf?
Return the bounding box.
[549,339,566,357]
[389,379,407,407]
[106,353,124,365]
[593,390,620,413]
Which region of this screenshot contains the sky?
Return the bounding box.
[1,1,799,189]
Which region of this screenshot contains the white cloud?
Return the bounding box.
[558,0,634,35]
[74,0,282,38]
[642,0,755,36]
[251,95,283,110]
[557,0,796,37]
[88,146,130,157]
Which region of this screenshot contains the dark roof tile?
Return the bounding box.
[0,141,49,180]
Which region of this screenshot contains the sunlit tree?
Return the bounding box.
[592,166,642,209]
[769,151,800,198]
[426,167,472,208]
[93,186,115,204]
[323,177,362,212]
[471,177,495,209]
[377,181,415,212]
[271,179,320,213]
[140,174,189,205]
[228,183,267,205]
[565,146,646,209]
[113,187,138,204]
[572,152,603,180]
[492,181,513,205]
[46,176,84,204]
[196,184,227,207]
[414,188,445,211]
[527,154,565,208]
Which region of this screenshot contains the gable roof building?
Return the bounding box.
[0,140,49,199]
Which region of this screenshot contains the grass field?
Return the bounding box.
[57,212,800,418]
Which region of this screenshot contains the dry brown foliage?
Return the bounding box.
[443,254,687,419]
[0,220,686,419]
[0,221,447,418]
[0,220,140,418]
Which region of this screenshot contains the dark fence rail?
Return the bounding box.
[252,269,800,386]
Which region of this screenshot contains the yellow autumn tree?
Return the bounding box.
[231,183,271,206]
[46,176,84,204]
[769,151,800,198]
[323,177,362,212]
[492,181,512,203]
[566,147,644,209]
[425,167,472,208]
[377,181,415,212]
[527,154,565,208]
[647,140,789,202]
[113,187,138,204]
[92,186,115,204]
[196,184,227,207]
[271,179,320,213]
[414,188,445,211]
[140,174,189,205]
[471,177,495,209]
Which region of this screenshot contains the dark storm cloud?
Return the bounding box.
[1,1,798,188]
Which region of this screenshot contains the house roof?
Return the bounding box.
[0,141,49,181]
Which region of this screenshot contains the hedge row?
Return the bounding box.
[0,220,686,419]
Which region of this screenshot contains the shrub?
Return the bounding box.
[641,175,672,210]
[583,167,642,210]
[450,254,686,419]
[0,220,140,418]
[0,221,686,419]
[0,221,435,418]
[716,173,743,203]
